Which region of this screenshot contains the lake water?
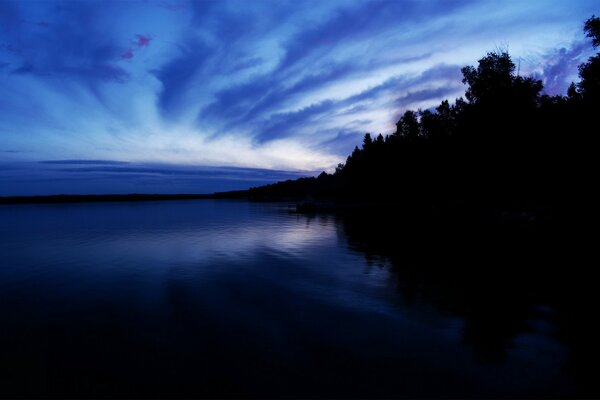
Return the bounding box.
[0,200,586,397]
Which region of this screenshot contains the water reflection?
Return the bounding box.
[0,200,595,397]
[336,208,597,396]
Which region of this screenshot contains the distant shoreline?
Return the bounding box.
[0,193,220,204]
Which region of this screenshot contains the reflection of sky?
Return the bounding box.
[0,0,597,195]
[90,212,339,262]
[0,200,573,395]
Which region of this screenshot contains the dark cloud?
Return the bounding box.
[240,62,361,121]
[395,86,464,108]
[55,164,308,179]
[154,1,291,119]
[40,159,131,165]
[11,62,129,82]
[0,0,20,33]
[1,1,130,84]
[348,64,462,104]
[254,100,337,142]
[154,37,214,117]
[121,49,134,60]
[279,2,379,70]
[252,63,464,143]
[197,73,274,124]
[197,54,436,138]
[186,0,470,145]
[198,64,352,132]
[0,161,311,195]
[313,129,366,156]
[279,0,472,71]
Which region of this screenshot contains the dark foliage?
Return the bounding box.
[222,18,600,396]
[243,17,599,226]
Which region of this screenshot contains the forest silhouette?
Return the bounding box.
[225,23,600,394]
[235,16,599,225]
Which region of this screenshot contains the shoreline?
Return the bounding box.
[0,193,217,204]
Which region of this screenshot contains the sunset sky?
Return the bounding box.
[0,0,597,195]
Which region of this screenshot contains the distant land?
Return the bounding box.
[0,191,288,204]
[0,193,215,204]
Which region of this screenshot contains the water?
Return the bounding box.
[0,200,586,397]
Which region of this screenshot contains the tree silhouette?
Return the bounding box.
[362,133,373,149]
[577,16,600,102]
[461,51,515,104]
[394,110,420,140]
[584,15,600,47]
[241,16,597,223]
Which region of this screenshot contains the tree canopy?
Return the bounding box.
[244,16,599,220]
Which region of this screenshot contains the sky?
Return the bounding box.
[0,0,597,195]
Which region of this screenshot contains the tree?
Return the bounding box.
[584,15,600,47]
[577,16,600,101]
[362,133,373,149]
[461,51,515,104]
[395,110,419,140]
[461,51,542,109]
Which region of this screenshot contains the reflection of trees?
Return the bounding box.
[336,207,598,395]
[336,209,566,363]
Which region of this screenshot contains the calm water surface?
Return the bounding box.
[0,200,579,397]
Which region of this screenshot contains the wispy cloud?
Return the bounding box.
[40,159,131,165]
[1,0,598,195]
[121,49,134,60]
[538,39,595,95]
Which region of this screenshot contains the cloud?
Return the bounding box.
[40,159,131,165]
[0,2,131,84]
[277,0,475,72]
[54,165,306,180]
[153,37,215,118]
[395,86,464,109]
[153,1,189,12]
[248,63,464,145]
[135,34,151,47]
[194,53,455,148]
[121,49,134,60]
[2,0,599,196]
[178,1,476,151]
[539,40,594,95]
[0,161,312,196]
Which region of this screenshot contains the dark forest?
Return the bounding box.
[239,16,599,227]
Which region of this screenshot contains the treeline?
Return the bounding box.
[243,17,599,217]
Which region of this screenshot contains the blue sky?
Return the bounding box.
[0,0,597,195]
